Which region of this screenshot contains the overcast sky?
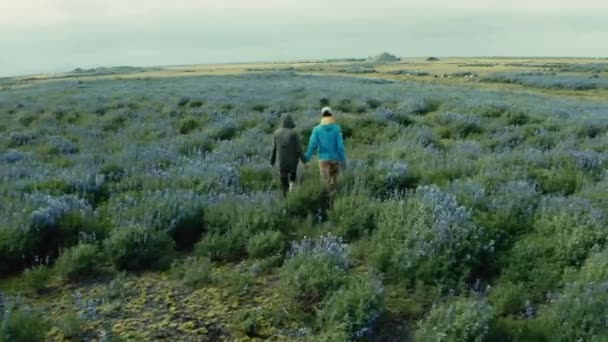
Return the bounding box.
[1,0,607,77]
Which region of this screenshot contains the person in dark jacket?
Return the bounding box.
[270,113,306,196]
[304,107,346,194]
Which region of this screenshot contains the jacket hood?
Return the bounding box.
[321,117,336,125]
[281,113,295,129]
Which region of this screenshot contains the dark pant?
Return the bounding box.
[279,169,297,196]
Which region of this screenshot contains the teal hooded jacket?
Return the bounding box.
[304,117,346,163]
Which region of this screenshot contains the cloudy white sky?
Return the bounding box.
[1,0,607,77]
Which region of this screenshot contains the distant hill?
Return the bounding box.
[367,52,401,63]
[70,66,153,76]
[426,57,440,61]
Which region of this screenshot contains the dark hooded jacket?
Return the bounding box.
[270,114,306,172]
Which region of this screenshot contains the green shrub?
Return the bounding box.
[177,117,200,134]
[341,117,393,144]
[166,205,206,251]
[0,300,49,342]
[329,195,377,241]
[313,326,349,342]
[246,231,286,259]
[239,166,274,192]
[335,99,354,112]
[177,97,190,107]
[285,179,329,219]
[536,249,608,341]
[99,164,126,182]
[488,282,529,317]
[22,265,52,293]
[234,309,262,338]
[57,311,86,340]
[219,269,255,296]
[101,114,126,132]
[5,205,109,274]
[209,125,237,141]
[251,104,268,112]
[366,99,382,109]
[221,103,234,111]
[54,244,102,281]
[195,232,246,262]
[529,167,581,195]
[189,99,204,108]
[170,257,213,288]
[404,97,441,115]
[370,186,492,287]
[250,254,285,275]
[17,114,37,127]
[416,297,495,342]
[506,110,529,125]
[178,136,214,156]
[279,254,347,312]
[318,272,384,339]
[501,197,605,299]
[104,226,175,271]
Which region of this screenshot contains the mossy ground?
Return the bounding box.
[2,265,299,341]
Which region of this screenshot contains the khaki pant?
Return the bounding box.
[319,160,340,191]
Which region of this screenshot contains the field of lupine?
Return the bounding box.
[1,63,608,341]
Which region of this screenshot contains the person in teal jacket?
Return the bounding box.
[304,107,346,191]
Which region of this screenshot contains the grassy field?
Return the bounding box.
[1,57,608,341]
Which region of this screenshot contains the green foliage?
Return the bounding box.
[532,249,608,341]
[335,98,354,112]
[57,311,86,340]
[370,189,490,287]
[101,113,126,132]
[341,117,395,144]
[195,202,288,261]
[318,272,384,338]
[104,226,175,271]
[246,230,286,259]
[239,166,274,192]
[99,163,126,182]
[329,194,377,241]
[219,269,255,296]
[313,326,350,341]
[280,254,347,312]
[170,257,213,288]
[54,243,102,281]
[501,198,605,299]
[22,265,52,293]
[416,297,495,342]
[17,114,37,127]
[366,98,382,109]
[178,135,214,156]
[0,300,49,342]
[234,309,262,338]
[488,282,529,317]
[285,179,328,219]
[251,104,268,112]
[195,232,245,262]
[3,209,109,275]
[189,99,204,108]
[208,125,237,140]
[506,110,529,125]
[177,117,200,134]
[529,167,581,195]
